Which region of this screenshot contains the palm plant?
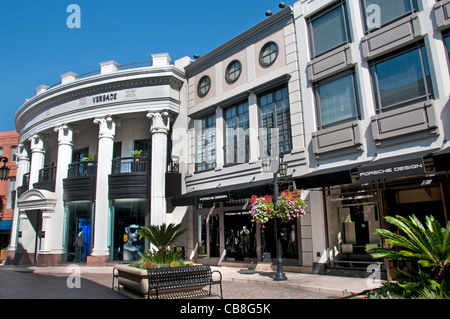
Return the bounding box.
[81,154,98,161]
[138,223,186,253]
[370,214,450,298]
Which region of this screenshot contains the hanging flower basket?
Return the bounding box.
[249,195,274,228]
[249,190,307,227]
[274,189,307,223]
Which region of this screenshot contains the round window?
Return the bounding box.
[197,75,211,97]
[260,42,279,66]
[225,60,242,83]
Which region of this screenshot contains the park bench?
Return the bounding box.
[147,265,223,299]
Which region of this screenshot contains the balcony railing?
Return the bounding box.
[68,161,98,178]
[111,156,150,174]
[38,166,57,182]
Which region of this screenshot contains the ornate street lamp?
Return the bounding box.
[0,157,10,181]
[262,154,288,281]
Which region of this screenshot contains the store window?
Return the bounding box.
[258,85,292,157]
[307,0,351,58]
[110,199,148,261]
[325,185,382,268]
[370,42,433,113]
[65,201,93,262]
[361,0,418,32]
[314,69,360,129]
[197,213,220,258]
[224,101,249,165]
[196,114,216,172]
[224,211,256,261]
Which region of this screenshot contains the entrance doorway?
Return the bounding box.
[224,211,256,261]
[65,201,93,262]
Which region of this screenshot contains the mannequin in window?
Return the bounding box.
[74,227,85,262]
[288,224,298,257]
[239,226,250,257]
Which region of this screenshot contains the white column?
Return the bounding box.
[8,144,30,252]
[147,112,170,226]
[90,116,116,259]
[28,134,45,188]
[41,125,73,255]
[215,107,224,169]
[248,92,260,162]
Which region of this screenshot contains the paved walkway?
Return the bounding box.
[0,263,382,299]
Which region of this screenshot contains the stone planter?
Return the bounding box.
[114,264,207,298]
[115,264,150,297]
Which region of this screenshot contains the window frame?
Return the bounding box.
[307,0,352,59]
[360,0,419,33]
[313,69,361,130]
[197,75,211,98]
[224,100,250,166]
[369,42,434,114]
[225,60,242,83]
[196,113,216,172]
[259,41,279,67]
[258,85,292,157]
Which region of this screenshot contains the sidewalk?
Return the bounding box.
[9,263,382,298]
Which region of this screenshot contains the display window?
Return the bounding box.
[110,199,148,261]
[325,187,382,268]
[65,201,93,262]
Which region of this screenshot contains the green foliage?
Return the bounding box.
[369,214,450,299]
[138,223,186,252]
[129,223,189,269]
[132,150,142,156]
[81,154,98,161]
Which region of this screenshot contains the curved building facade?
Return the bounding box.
[8,54,191,266]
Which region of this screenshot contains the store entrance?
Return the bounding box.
[224,211,256,261]
[66,201,93,263]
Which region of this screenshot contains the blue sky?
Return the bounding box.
[0,0,291,133]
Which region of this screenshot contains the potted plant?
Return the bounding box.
[114,223,197,297]
[132,149,142,159]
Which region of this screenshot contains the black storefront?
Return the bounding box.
[172,178,303,266]
[294,148,449,277]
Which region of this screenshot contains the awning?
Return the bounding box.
[357,149,438,182]
[433,146,450,171]
[0,219,12,230]
[171,178,273,206]
[295,162,366,189]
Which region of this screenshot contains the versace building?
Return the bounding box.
[7,54,191,266]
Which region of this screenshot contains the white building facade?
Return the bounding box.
[7,54,191,266]
[293,0,450,276]
[6,1,450,278]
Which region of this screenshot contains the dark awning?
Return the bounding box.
[433,146,450,172]
[357,149,438,182]
[295,162,366,189]
[171,178,273,206]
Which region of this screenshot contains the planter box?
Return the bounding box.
[114,264,207,298]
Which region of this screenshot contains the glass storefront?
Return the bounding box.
[194,201,301,264]
[325,185,382,268]
[110,199,148,261]
[65,201,93,262]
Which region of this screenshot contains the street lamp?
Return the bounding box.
[262,154,288,281]
[0,157,10,181]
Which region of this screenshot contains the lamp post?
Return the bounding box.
[262,155,288,281]
[0,157,10,181]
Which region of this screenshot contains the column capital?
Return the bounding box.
[54,124,74,146]
[28,134,45,153]
[94,115,116,139]
[147,111,170,134]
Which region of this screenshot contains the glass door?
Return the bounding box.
[196,211,222,261]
